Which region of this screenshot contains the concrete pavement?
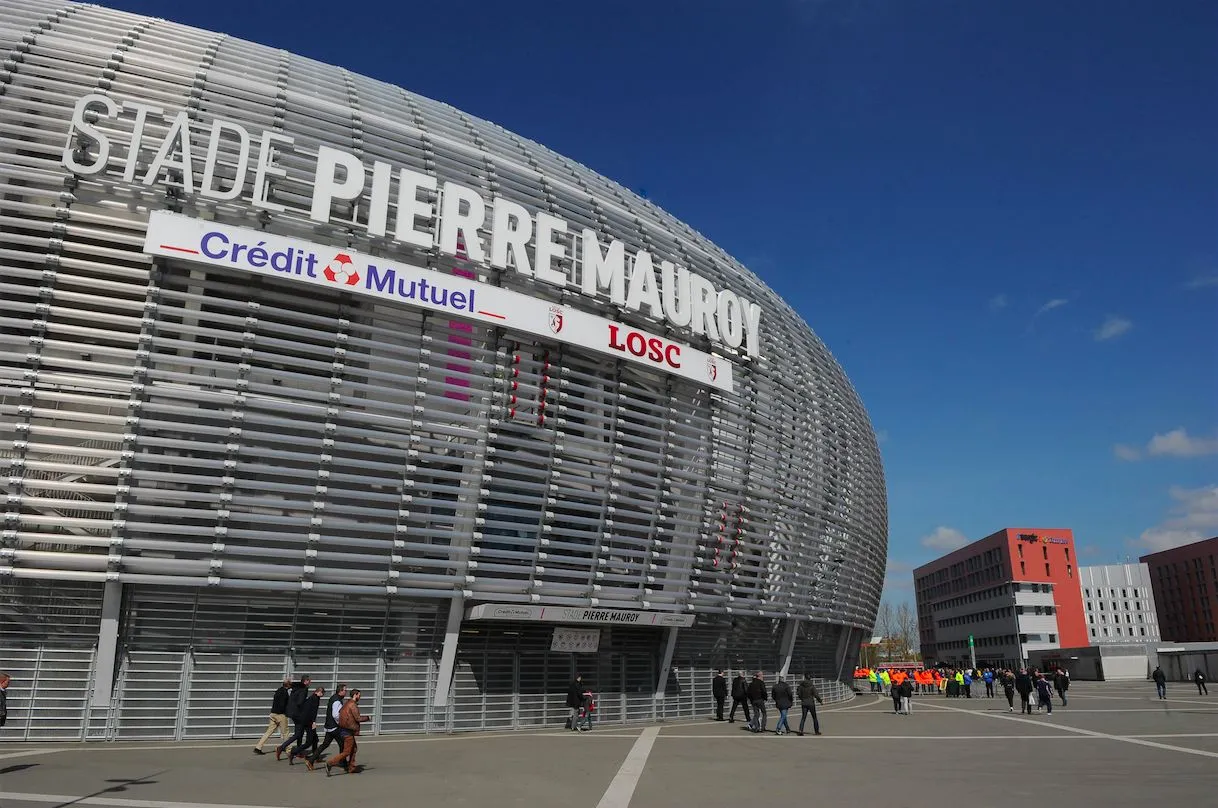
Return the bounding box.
[1,682,1217,807]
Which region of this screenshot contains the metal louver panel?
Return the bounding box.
[0,0,885,628]
[0,581,102,740]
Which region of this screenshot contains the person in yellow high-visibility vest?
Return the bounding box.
[868,669,879,693]
[879,669,891,696]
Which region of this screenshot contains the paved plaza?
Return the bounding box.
[1,682,1217,808]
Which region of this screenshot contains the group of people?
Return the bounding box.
[252,675,370,775]
[855,665,1072,715]
[711,670,826,736]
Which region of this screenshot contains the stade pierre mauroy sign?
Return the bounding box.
[466,603,694,627]
[60,93,765,391]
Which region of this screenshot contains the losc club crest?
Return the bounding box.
[706,357,719,382]
[547,306,565,334]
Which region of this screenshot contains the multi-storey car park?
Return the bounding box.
[0,0,886,740]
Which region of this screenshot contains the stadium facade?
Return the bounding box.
[0,1,887,740]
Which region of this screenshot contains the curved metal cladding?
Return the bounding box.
[0,3,886,632]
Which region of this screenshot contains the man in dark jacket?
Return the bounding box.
[746,672,768,733]
[275,674,312,761]
[289,686,324,765]
[0,672,9,730]
[1194,669,1207,695]
[797,674,823,736]
[565,675,585,730]
[711,671,728,720]
[1152,666,1167,700]
[309,683,347,768]
[729,671,751,724]
[771,676,794,735]
[1053,668,1070,706]
[1015,669,1034,714]
[253,676,292,755]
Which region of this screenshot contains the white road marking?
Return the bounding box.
[0,749,56,761]
[0,794,284,808]
[922,701,1218,760]
[651,734,1090,739]
[595,726,660,808]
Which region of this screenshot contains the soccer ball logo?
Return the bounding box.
[323,253,360,286]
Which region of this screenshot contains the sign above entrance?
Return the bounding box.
[466,603,694,627]
[551,627,602,653]
[143,212,734,392]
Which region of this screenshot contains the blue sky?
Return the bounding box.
[105,0,1217,606]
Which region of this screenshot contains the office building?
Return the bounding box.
[1141,537,1218,642]
[914,528,1086,668]
[1078,563,1160,644]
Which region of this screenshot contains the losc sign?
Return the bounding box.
[144,212,735,392]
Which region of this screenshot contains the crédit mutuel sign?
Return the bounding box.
[61,94,764,392]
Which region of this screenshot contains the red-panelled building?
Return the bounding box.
[914,528,1087,668]
[1140,536,1218,642]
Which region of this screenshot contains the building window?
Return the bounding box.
[1140,627,1146,636]
[1045,563,1051,576]
[1020,561,1026,575]
[1090,628,1096,637]
[1068,564,1073,578]
[1043,547,1049,560]
[1085,588,1090,597]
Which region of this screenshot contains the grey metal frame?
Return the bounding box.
[0,2,885,639]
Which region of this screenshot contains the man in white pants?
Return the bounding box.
[899,677,913,715]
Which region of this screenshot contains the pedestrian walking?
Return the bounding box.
[899,676,913,715]
[0,672,9,730]
[772,676,794,735]
[326,688,370,776]
[1152,666,1167,700]
[253,676,292,755]
[729,671,751,724]
[1015,669,1034,714]
[1001,669,1016,712]
[565,675,585,730]
[309,684,347,767]
[275,674,313,761]
[796,674,823,736]
[712,670,728,720]
[746,672,768,733]
[891,675,903,713]
[288,686,324,765]
[983,669,994,698]
[1033,673,1054,715]
[1194,669,1208,696]
[1053,668,1070,706]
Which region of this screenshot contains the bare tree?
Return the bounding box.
[895,602,918,658]
[875,601,896,641]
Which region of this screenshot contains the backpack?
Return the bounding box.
[285,686,307,720]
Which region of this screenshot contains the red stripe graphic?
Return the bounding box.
[478,310,507,320]
[160,245,200,254]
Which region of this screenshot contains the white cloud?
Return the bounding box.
[1112,428,1218,462]
[1147,428,1218,458]
[1093,315,1132,341]
[921,526,969,551]
[1184,274,1218,290]
[988,294,1007,311]
[1137,485,1218,552]
[1034,298,1070,318]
